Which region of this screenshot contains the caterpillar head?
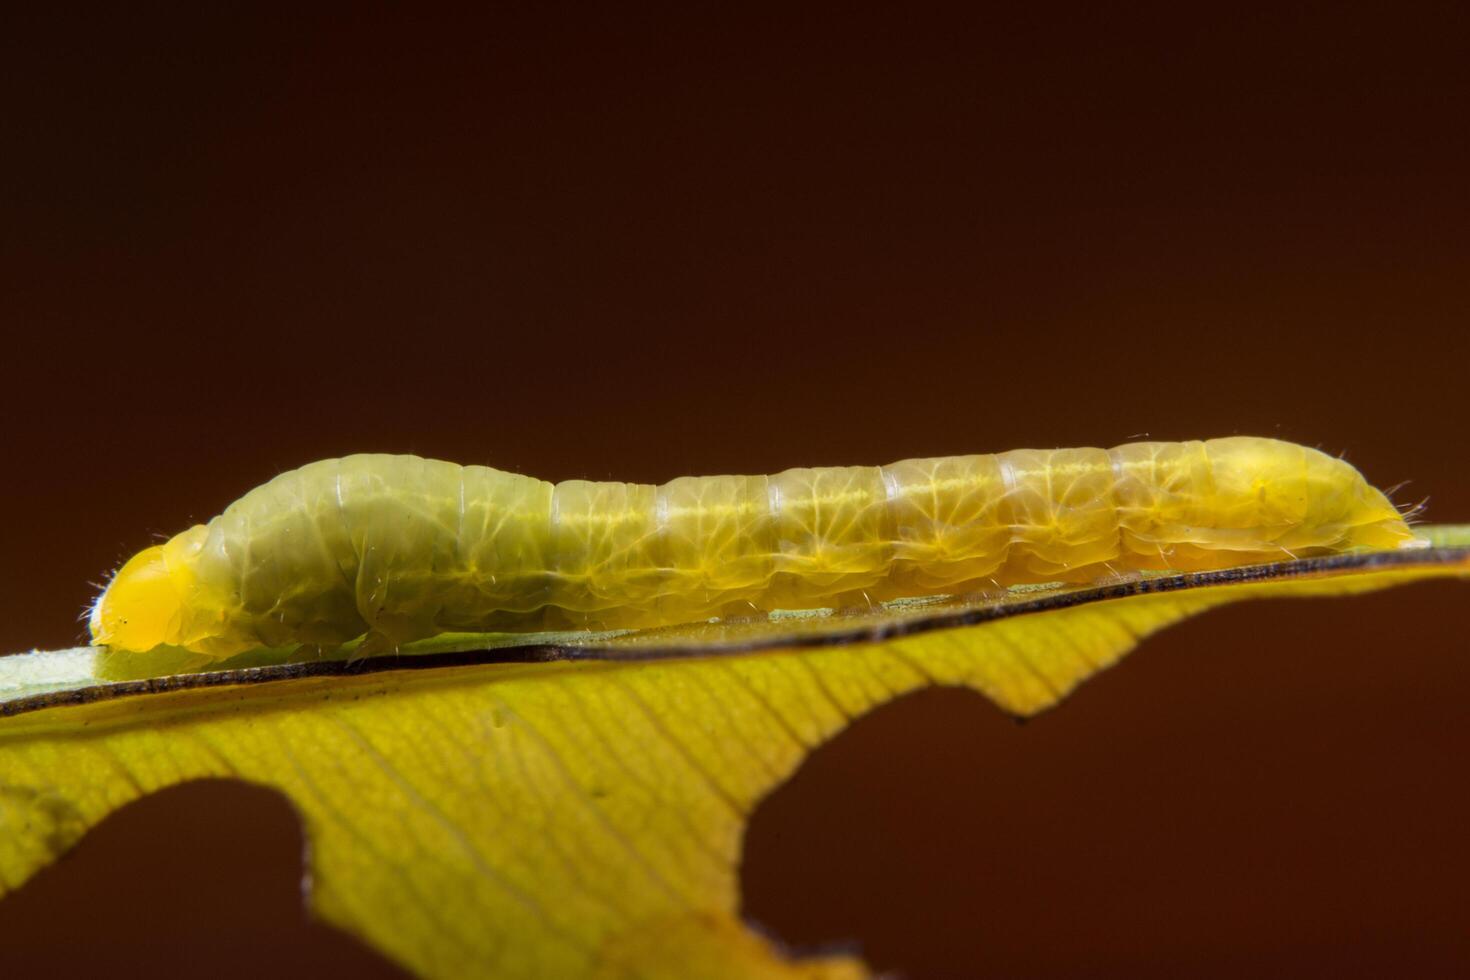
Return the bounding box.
[90,526,209,653]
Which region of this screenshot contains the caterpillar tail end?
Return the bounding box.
[1357,477,1434,552]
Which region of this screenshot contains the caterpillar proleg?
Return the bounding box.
[90,437,1422,658]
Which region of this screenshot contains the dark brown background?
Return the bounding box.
[2,5,1468,977]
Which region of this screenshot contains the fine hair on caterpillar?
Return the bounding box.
[89,437,1424,659]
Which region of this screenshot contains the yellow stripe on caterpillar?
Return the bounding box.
[89,437,1421,658]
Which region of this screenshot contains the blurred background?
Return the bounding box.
[2,4,1467,977]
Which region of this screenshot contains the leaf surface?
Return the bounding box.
[2,533,1468,978]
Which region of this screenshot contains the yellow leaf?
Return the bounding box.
[2,534,1468,978]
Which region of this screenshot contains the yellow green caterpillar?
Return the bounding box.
[90,437,1420,659]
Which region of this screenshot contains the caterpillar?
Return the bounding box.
[89,437,1421,659]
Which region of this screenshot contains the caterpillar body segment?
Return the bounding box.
[90,437,1421,659]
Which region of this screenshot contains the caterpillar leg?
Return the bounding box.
[716,599,770,624]
[351,630,402,662]
[833,589,880,616]
[954,579,1010,604]
[1087,562,1145,588]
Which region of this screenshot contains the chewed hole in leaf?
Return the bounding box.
[0,779,406,978]
[742,585,1470,978]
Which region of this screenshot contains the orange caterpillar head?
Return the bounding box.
[89,525,212,653]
